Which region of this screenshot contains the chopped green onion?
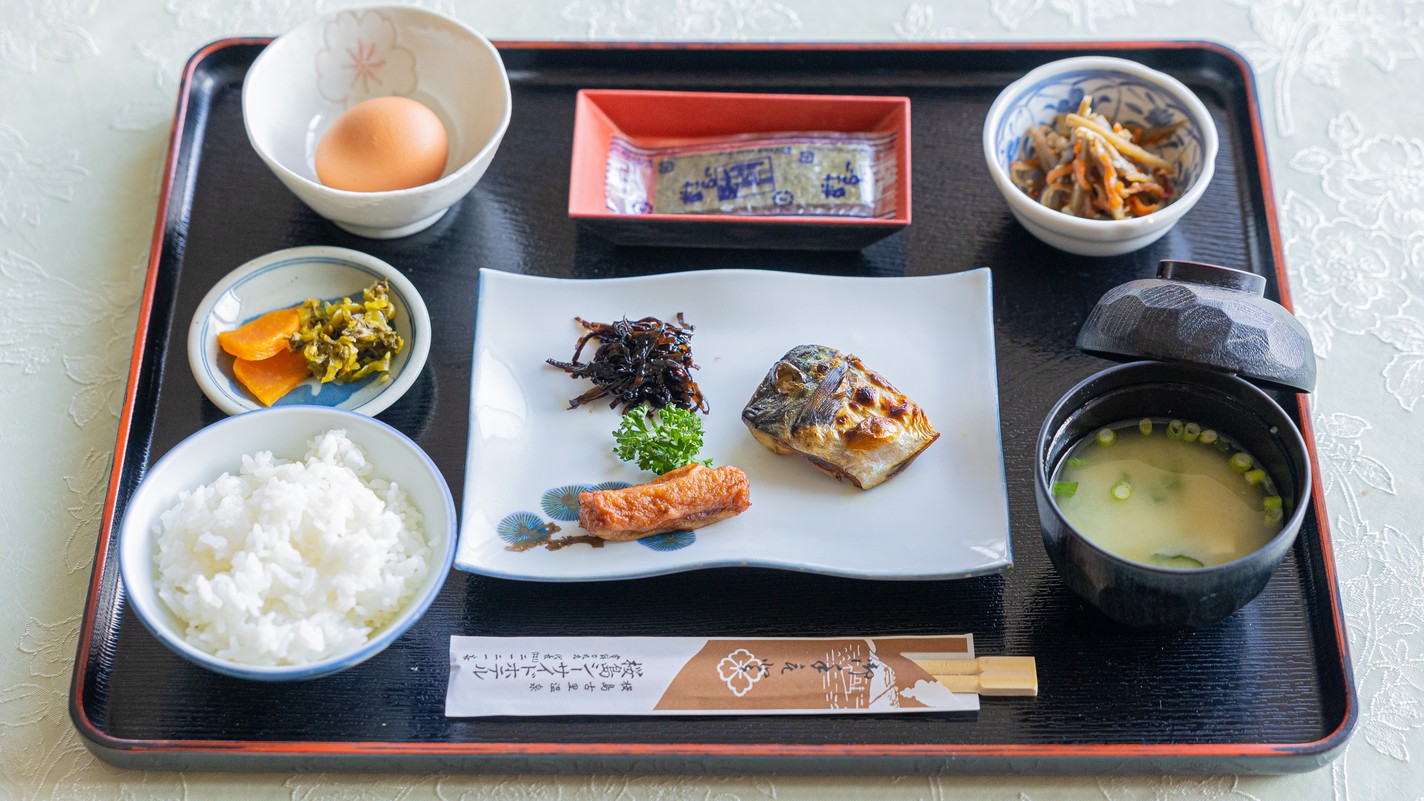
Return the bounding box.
[1199,429,1219,446]
[1066,457,1086,469]
[1214,438,1232,453]
[1264,495,1285,524]
[1139,418,1153,435]
[1052,481,1079,498]
[1166,419,1185,441]
[1244,468,1266,486]
[1230,452,1253,472]
[1096,428,1116,447]
[1110,481,1132,501]
[1183,422,1201,443]
[1150,553,1205,569]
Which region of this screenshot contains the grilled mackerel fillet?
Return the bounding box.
[742,344,939,489]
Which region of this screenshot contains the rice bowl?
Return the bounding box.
[154,430,429,666]
[118,406,456,681]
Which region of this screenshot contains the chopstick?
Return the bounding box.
[908,656,1038,697]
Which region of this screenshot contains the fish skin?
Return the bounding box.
[742,344,939,489]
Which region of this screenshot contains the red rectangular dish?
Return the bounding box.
[70,40,1353,773]
[568,89,911,249]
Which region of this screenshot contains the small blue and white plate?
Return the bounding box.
[187,246,430,416]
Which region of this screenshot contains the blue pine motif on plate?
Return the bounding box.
[638,531,697,551]
[496,511,556,546]
[540,484,590,522]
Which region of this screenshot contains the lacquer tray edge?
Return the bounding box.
[68,37,1357,774]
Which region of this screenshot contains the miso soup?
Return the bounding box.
[1049,417,1284,569]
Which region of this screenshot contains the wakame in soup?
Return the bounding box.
[1049,417,1284,569]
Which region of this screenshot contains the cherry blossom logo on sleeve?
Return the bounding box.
[716,648,769,697]
[315,10,418,106]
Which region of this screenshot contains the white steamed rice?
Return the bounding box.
[154,429,430,666]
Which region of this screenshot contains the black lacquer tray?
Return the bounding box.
[70,40,1355,773]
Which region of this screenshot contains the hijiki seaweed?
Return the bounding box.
[547,314,708,414]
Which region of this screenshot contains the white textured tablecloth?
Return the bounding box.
[5,1,1421,798]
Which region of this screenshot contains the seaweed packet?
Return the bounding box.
[605,131,898,218]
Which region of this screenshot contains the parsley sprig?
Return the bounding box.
[612,404,712,475]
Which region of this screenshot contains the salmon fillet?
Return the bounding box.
[578,463,751,541]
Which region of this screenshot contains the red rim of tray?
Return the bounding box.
[70,37,1354,768]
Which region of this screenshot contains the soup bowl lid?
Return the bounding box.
[1076,259,1317,393]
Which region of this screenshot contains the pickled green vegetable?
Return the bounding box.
[292,279,404,384]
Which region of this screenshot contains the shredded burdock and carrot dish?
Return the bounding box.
[1009,97,1181,220]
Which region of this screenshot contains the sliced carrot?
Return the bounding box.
[1127,195,1161,216]
[1072,140,1089,190]
[217,307,301,361]
[233,347,310,407]
[1090,139,1124,213]
[1044,162,1073,185]
[1121,181,1163,196]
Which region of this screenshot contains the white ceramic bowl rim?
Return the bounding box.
[242,4,513,200]
[186,245,432,417]
[983,56,1220,235]
[118,406,457,681]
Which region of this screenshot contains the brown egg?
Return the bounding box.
[314,96,449,192]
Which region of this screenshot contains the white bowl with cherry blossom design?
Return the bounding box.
[243,5,511,239]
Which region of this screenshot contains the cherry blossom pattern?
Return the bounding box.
[0,0,99,74]
[1288,113,1424,409]
[0,251,120,379]
[716,648,769,697]
[0,124,88,231]
[1335,520,1424,764]
[1233,0,1424,136]
[62,449,111,575]
[1283,192,1411,358]
[1312,411,1395,530]
[1371,311,1424,414]
[1096,775,1268,800]
[1311,411,1421,768]
[315,9,419,106]
[990,0,1177,32]
[1292,113,1424,242]
[2,616,187,798]
[561,0,801,40]
[137,0,324,89]
[893,4,975,40]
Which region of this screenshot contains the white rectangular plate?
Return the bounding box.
[458,268,1011,581]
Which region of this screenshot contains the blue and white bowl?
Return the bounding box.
[117,406,457,680]
[983,56,1218,257]
[187,245,430,417]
